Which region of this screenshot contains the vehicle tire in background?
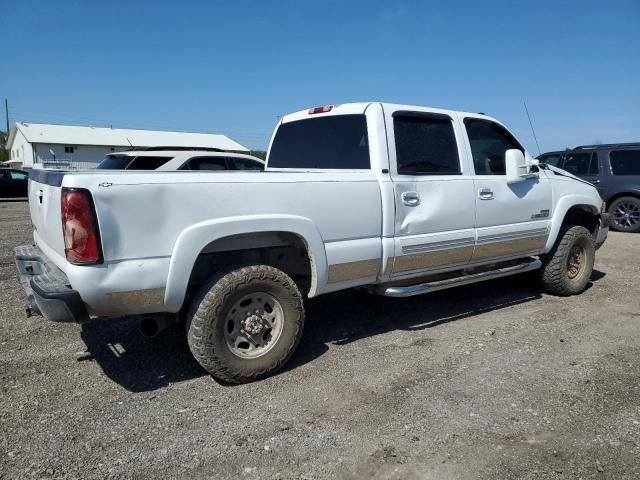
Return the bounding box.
[539,225,595,296]
[608,196,640,233]
[187,265,304,384]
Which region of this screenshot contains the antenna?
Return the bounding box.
[126,137,134,148]
[523,101,541,155]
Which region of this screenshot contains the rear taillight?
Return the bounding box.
[61,188,102,264]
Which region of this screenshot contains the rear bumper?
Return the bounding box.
[595,213,612,250]
[15,245,89,323]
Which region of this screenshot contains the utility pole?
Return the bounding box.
[4,99,8,134]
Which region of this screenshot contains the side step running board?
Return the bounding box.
[372,258,542,298]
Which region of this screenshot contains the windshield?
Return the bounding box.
[96,155,134,169]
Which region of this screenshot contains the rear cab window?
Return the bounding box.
[127,156,173,170]
[609,150,640,175]
[268,115,370,169]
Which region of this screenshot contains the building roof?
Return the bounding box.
[6,122,249,152]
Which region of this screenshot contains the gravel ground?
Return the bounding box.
[1,199,639,480]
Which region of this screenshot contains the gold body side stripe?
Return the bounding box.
[327,259,380,283]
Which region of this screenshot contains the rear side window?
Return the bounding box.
[10,171,28,180]
[393,113,460,175]
[97,155,133,169]
[183,157,228,171]
[127,156,172,170]
[610,150,640,175]
[464,118,523,175]
[230,158,264,171]
[269,115,370,169]
[561,152,594,175]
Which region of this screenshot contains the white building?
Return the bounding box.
[4,122,249,169]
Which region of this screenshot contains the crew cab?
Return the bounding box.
[16,102,611,383]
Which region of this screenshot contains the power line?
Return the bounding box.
[5,105,272,138]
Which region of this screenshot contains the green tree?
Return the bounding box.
[250,150,267,161]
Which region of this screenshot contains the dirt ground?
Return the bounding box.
[1,199,639,480]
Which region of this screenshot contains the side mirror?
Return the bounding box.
[505,149,533,184]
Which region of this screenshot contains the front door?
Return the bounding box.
[460,116,552,262]
[386,107,476,276]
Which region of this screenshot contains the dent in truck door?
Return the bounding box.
[462,117,551,261]
[386,108,476,276]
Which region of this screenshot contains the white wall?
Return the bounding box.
[9,129,34,168]
[32,143,128,168]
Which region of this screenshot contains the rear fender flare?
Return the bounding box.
[164,214,327,311]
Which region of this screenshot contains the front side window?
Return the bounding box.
[561,152,592,175]
[538,153,562,166]
[269,115,370,169]
[393,113,461,175]
[610,150,640,175]
[464,118,523,175]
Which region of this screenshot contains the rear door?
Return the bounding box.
[0,170,11,197]
[9,170,28,197]
[461,116,552,262]
[386,107,476,276]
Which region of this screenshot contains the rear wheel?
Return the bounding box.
[187,265,304,384]
[539,225,595,296]
[608,196,640,233]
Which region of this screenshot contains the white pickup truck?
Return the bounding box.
[16,102,611,383]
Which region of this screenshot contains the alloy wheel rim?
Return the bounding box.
[223,292,284,359]
[613,202,640,228]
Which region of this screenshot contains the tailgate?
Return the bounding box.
[27,169,67,268]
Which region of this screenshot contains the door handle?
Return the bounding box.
[37,189,44,204]
[591,180,601,184]
[478,188,494,200]
[401,191,420,206]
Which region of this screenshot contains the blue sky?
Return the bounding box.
[1,0,639,152]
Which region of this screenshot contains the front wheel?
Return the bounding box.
[187,265,305,384]
[608,196,640,233]
[539,225,595,296]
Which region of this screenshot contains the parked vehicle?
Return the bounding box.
[96,147,265,171]
[16,102,611,383]
[539,143,640,232]
[536,150,564,167]
[0,168,28,198]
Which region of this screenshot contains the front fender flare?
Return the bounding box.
[163,214,327,311]
[545,195,600,252]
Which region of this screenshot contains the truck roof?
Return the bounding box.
[280,102,498,124]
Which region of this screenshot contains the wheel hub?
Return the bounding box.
[223,292,285,359]
[567,245,585,279]
[242,314,265,335]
